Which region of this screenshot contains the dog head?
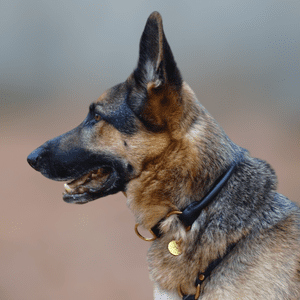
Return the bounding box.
[27,12,228,230]
[27,12,185,203]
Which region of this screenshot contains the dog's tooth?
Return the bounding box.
[64,183,72,193]
[92,173,97,179]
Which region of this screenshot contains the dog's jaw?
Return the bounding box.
[62,167,123,204]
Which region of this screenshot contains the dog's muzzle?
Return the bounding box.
[27,136,128,204]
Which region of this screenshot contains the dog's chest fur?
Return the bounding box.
[129,155,300,298]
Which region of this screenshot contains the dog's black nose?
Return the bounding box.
[27,147,43,171]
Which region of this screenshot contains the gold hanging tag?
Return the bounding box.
[168,239,182,256]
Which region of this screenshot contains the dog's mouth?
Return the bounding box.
[63,167,118,204]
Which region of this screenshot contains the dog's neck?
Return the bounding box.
[151,149,246,239]
[125,138,240,233]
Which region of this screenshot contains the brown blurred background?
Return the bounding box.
[1,1,300,299]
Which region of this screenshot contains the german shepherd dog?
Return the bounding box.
[27,12,300,300]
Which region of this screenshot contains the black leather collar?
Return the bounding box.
[151,156,243,237]
[178,162,237,229]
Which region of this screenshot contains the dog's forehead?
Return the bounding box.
[94,82,137,135]
[96,83,127,114]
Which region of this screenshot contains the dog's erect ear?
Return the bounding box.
[134,12,182,89]
[129,12,183,133]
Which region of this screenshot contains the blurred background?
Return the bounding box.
[1,0,299,299]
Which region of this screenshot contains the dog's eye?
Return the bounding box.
[94,113,101,121]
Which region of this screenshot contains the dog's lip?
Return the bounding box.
[63,192,90,204]
[62,167,118,204]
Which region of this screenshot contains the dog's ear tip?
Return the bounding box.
[136,11,181,89]
[145,12,163,28]
[148,11,162,21]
